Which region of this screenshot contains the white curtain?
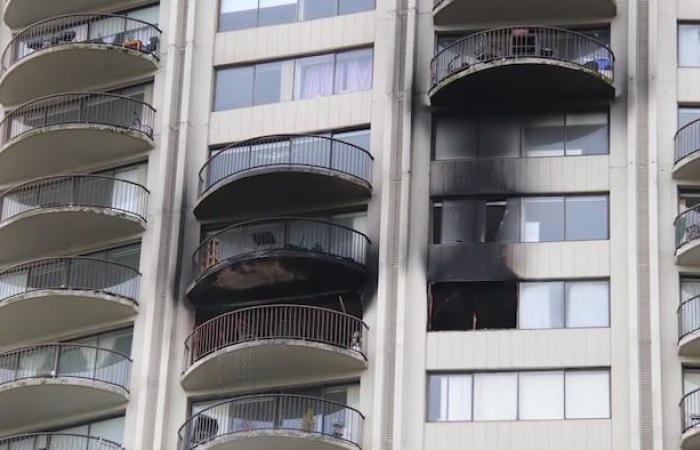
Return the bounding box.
[519,371,564,420]
[295,55,334,99]
[564,370,610,419]
[565,281,609,328]
[680,25,700,67]
[473,373,517,421]
[334,49,373,94]
[518,282,564,329]
[447,375,472,421]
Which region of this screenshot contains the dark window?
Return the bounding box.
[429,282,518,331]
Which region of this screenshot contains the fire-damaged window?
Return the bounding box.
[428,282,518,331]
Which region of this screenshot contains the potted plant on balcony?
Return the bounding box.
[302,407,316,432]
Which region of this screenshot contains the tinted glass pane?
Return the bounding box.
[299,0,337,20]
[565,196,608,241]
[220,0,258,31]
[335,48,373,94]
[566,112,608,155]
[90,416,125,443]
[434,115,477,160]
[680,24,700,67]
[295,54,334,99]
[259,0,297,26]
[565,281,609,328]
[214,67,254,111]
[519,282,565,329]
[478,115,520,158]
[680,107,700,129]
[521,197,564,242]
[254,61,283,105]
[523,114,565,157]
[334,129,370,152]
[339,0,374,14]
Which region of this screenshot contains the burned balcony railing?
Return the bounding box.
[178,394,364,449]
[676,206,700,250]
[0,343,131,391]
[199,134,373,196]
[430,26,615,88]
[0,92,156,145]
[0,256,140,304]
[680,295,700,343]
[2,13,161,72]
[183,304,368,371]
[676,119,700,167]
[0,174,149,223]
[0,433,123,450]
[193,217,369,280]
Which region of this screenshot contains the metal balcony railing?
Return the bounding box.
[2,13,161,72]
[676,205,700,250]
[193,217,369,280]
[0,256,140,304]
[0,433,123,450]
[183,304,368,371]
[676,119,700,166]
[199,134,373,196]
[0,174,149,223]
[0,92,156,145]
[682,389,700,434]
[0,343,131,391]
[178,394,364,449]
[431,26,615,88]
[679,295,700,342]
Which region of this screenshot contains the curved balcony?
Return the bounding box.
[432,0,615,25]
[194,135,373,220]
[0,175,148,264]
[179,394,363,450]
[430,27,615,105]
[0,14,161,106]
[0,257,139,347]
[682,389,700,448]
[187,218,369,304]
[0,433,122,449]
[0,344,130,431]
[0,93,155,185]
[675,119,700,179]
[182,305,367,392]
[676,206,700,265]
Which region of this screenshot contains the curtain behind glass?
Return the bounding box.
[473,373,517,420]
[334,49,373,94]
[564,370,610,418]
[519,282,565,329]
[680,25,700,67]
[519,371,564,419]
[295,55,334,99]
[565,281,609,327]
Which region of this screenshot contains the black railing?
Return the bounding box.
[183,304,367,371]
[431,26,615,88]
[676,205,700,250]
[0,256,140,304]
[0,92,156,145]
[193,217,369,280]
[2,13,161,71]
[200,134,373,196]
[434,0,446,8]
[679,295,700,342]
[0,343,131,391]
[178,394,363,449]
[682,389,700,433]
[676,119,700,166]
[0,174,149,223]
[0,433,123,450]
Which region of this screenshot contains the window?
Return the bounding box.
[685,368,700,394]
[83,243,141,270]
[58,416,125,444]
[680,24,700,67]
[434,195,608,244]
[428,282,518,331]
[680,107,700,129]
[519,280,609,329]
[214,49,373,111]
[428,369,610,422]
[218,0,375,32]
[433,111,609,161]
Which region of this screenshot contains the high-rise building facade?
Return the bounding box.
[0,1,695,450]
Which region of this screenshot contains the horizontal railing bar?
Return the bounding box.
[0,433,123,449]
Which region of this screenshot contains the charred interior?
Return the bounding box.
[428,281,517,331]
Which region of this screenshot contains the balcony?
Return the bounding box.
[676,206,700,265]
[187,218,369,304]
[181,305,367,392]
[4,0,150,30]
[0,175,148,264]
[0,343,130,431]
[675,120,700,179]
[680,296,700,355]
[0,257,139,347]
[0,14,161,106]
[0,433,122,449]
[683,389,700,448]
[0,92,155,185]
[194,135,373,220]
[432,0,615,25]
[179,394,363,450]
[430,27,615,105]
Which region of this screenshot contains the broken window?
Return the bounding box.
[428,282,517,331]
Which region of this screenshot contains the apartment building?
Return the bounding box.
[0,0,696,450]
